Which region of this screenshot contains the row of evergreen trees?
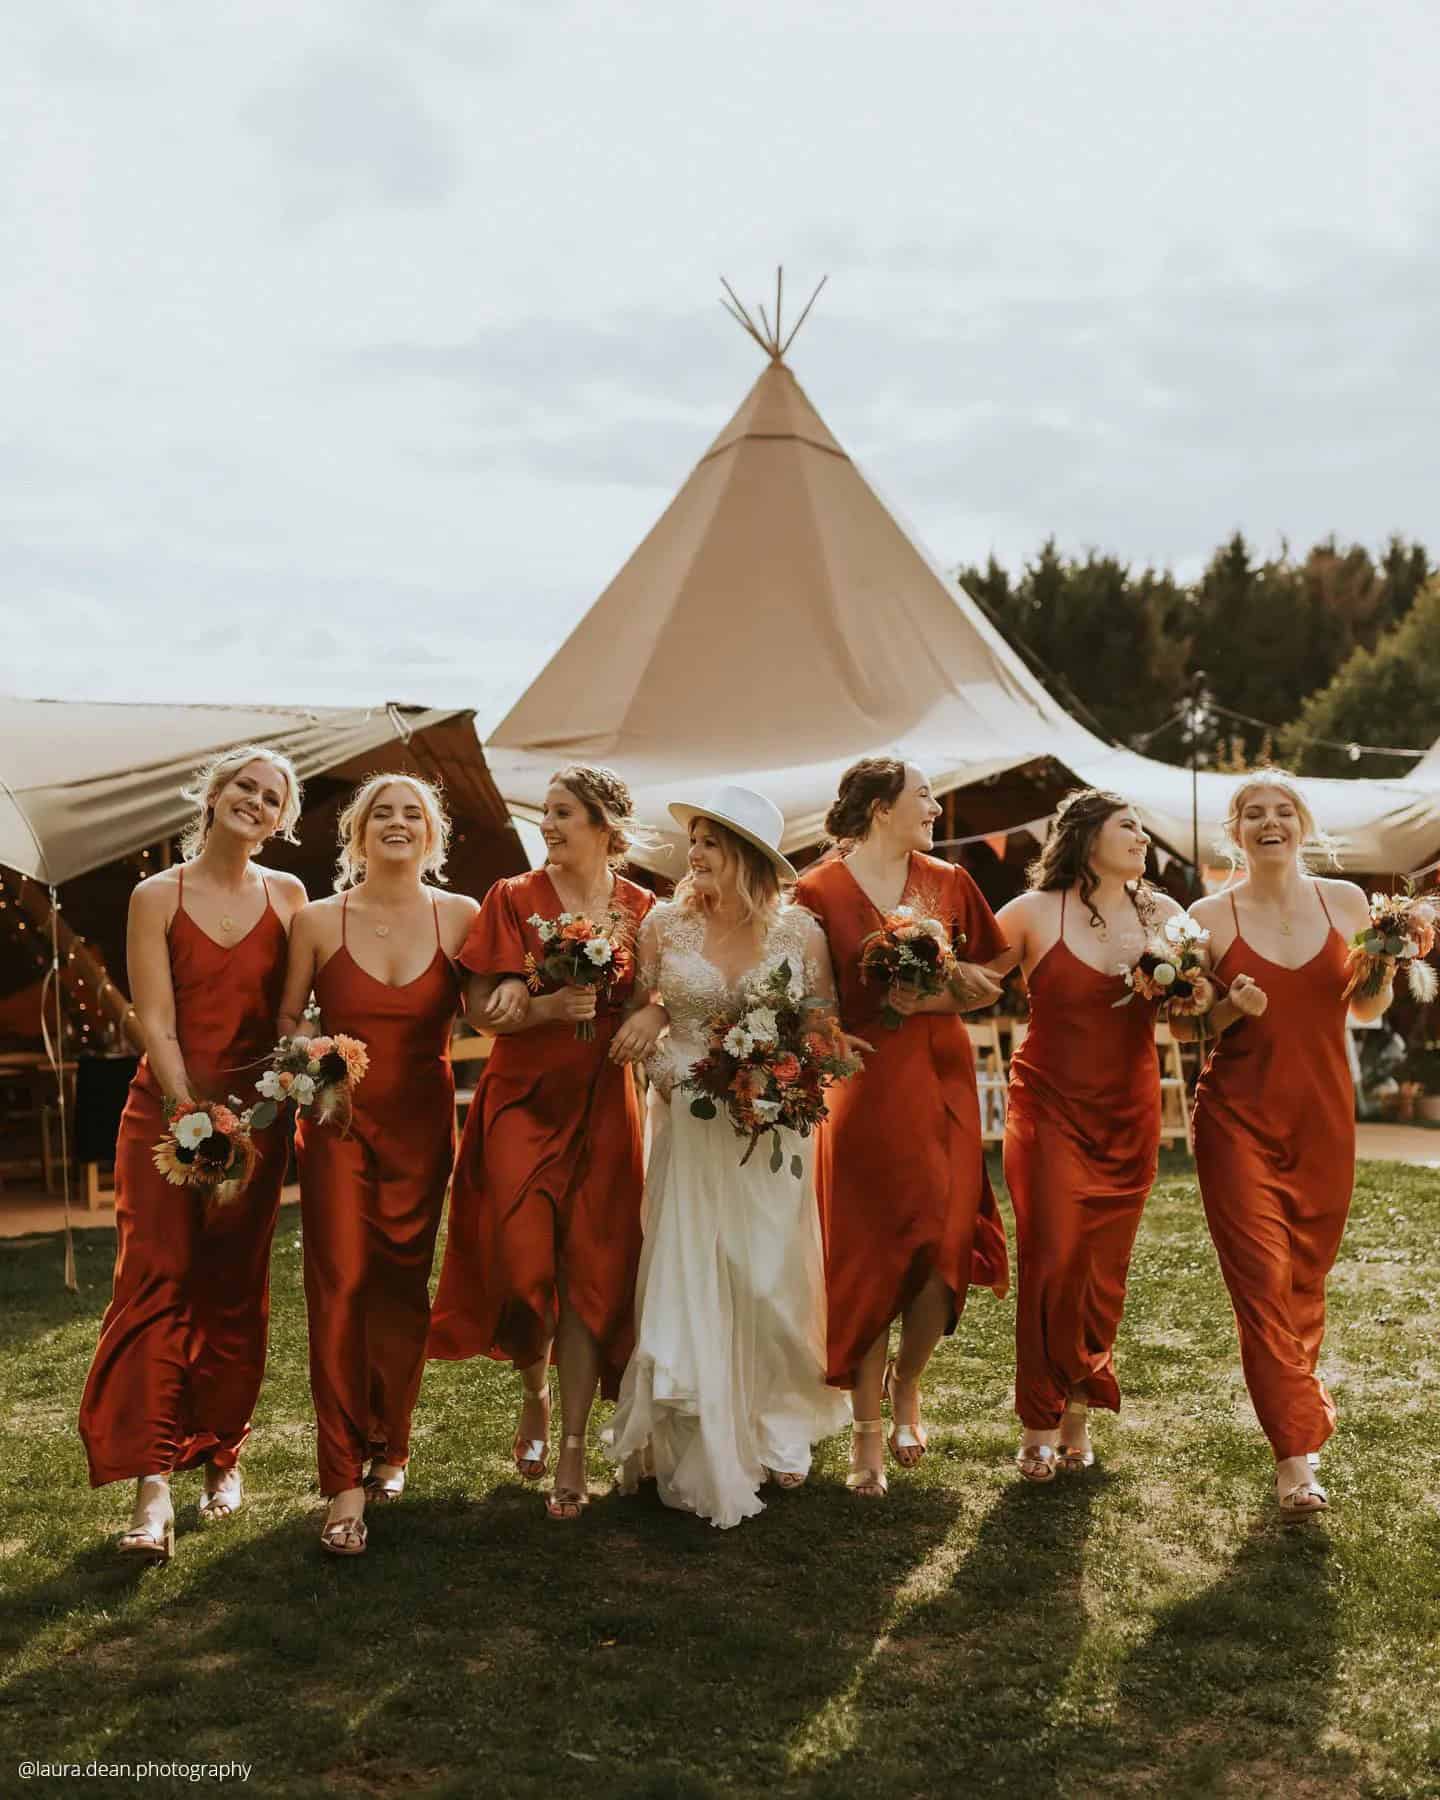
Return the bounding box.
[958,534,1437,778]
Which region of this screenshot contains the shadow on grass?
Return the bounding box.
[0,1468,962,1799]
[0,1228,112,1348]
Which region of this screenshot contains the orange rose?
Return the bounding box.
[770,1053,801,1084]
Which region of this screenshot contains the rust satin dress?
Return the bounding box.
[1004,892,1161,1428]
[795,853,1010,1390]
[1193,888,1355,1459]
[78,869,290,1486]
[297,895,461,1496]
[428,868,654,1397]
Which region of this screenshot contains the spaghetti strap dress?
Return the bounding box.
[297,893,461,1496]
[794,853,1010,1389]
[428,869,654,1398]
[78,868,290,1486]
[1193,887,1355,1458]
[1004,891,1161,1428]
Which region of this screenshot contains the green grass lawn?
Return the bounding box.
[2,1156,1438,1800]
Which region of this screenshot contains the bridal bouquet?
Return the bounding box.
[152,1098,260,1206]
[252,1033,370,1131]
[1114,912,1213,1018]
[683,959,862,1175]
[858,906,967,1028]
[1344,889,1438,1003]
[526,910,633,1040]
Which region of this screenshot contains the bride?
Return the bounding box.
[604,786,854,1528]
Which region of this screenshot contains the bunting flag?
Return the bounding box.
[982,831,1010,860]
[934,814,1054,853]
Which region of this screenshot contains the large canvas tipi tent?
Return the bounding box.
[488,282,1440,876]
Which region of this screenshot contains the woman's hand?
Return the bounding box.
[610,1002,668,1065]
[483,977,530,1030]
[545,983,598,1025]
[1189,975,1217,1015]
[887,979,928,1018]
[952,961,1005,1009]
[841,1032,874,1060]
[1229,972,1268,1018]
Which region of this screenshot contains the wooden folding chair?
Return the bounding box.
[965,1018,1009,1144]
[450,1031,492,1128]
[1155,1020,1194,1154]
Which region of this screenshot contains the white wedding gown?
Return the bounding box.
[604,901,850,1528]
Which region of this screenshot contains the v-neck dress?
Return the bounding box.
[428,867,655,1399]
[1003,891,1161,1428]
[1193,887,1355,1458]
[79,866,290,1486]
[794,853,1010,1389]
[297,892,462,1495]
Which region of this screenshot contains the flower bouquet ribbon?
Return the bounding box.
[1114,912,1213,1018]
[251,1033,370,1132]
[1344,889,1438,1004]
[858,905,967,1028]
[681,957,862,1175]
[526,909,632,1040]
[152,1098,260,1205]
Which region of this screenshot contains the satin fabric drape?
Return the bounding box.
[298,899,461,1496]
[1004,897,1160,1429]
[795,853,1010,1390]
[78,875,289,1486]
[1193,890,1355,1459]
[428,869,654,1398]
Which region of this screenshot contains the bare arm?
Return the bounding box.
[127,878,192,1101]
[277,907,323,1040]
[611,907,669,1064]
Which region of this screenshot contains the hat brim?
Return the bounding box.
[669,803,798,884]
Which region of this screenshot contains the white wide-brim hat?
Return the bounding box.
[669,785,797,883]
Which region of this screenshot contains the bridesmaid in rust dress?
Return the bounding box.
[1180,771,1386,1518]
[992,791,1211,1481]
[429,766,664,1521]
[279,775,477,1556]
[79,746,306,1561]
[795,758,1009,1499]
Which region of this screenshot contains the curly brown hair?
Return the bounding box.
[824,757,908,844]
[550,765,638,867]
[1027,788,1153,931]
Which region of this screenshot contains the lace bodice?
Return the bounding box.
[637,901,837,1089]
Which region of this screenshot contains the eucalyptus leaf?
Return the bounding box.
[690,1097,717,1120]
[790,1154,802,1179]
[249,1099,278,1131]
[770,1136,784,1174]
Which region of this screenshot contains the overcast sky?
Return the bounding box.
[2,0,1437,731]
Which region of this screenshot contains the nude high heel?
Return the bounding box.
[117,1474,174,1563]
[545,1435,590,1521]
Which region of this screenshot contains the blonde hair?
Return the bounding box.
[673,818,784,930]
[1221,768,1339,875]
[335,773,451,890]
[179,745,302,860]
[550,764,639,867]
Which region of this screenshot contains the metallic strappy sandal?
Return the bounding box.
[1056,1403,1095,1473]
[1016,1438,1060,1484]
[884,1358,928,1468]
[1277,1466,1328,1519]
[363,1461,406,1504]
[545,1434,590,1521]
[319,1497,368,1557]
[197,1466,243,1523]
[514,1380,551,1482]
[766,1467,807,1490]
[846,1419,888,1498]
[117,1475,174,1563]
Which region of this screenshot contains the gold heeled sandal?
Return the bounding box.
[197,1465,244,1523]
[545,1434,590,1521]
[363,1460,407,1504]
[1016,1438,1060,1484]
[846,1419,888,1498]
[884,1358,928,1469]
[1056,1403,1095,1473]
[514,1380,551,1482]
[319,1493,368,1557]
[766,1467,807,1490]
[117,1475,174,1563]
[1277,1462,1328,1520]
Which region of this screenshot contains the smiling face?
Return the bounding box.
[686,817,737,903]
[1234,784,1306,869]
[872,764,942,853]
[1090,806,1150,880]
[541,780,612,873]
[362,781,431,874]
[212,757,289,850]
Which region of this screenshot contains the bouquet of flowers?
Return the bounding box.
[252,1033,370,1131]
[858,906,966,1028]
[682,959,862,1175]
[526,910,633,1040]
[1344,889,1439,1003]
[1114,912,1212,1018]
[152,1098,259,1205]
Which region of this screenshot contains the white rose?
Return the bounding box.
[744,1007,779,1045]
[292,1073,317,1105]
[584,940,613,966]
[724,1026,754,1059]
[256,1070,285,1100]
[175,1111,214,1150]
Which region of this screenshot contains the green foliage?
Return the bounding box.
[1278,579,1440,777]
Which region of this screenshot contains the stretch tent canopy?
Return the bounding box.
[0,697,519,885]
[488,343,1440,877]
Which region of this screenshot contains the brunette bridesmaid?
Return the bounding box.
[1178,771,1386,1518]
[795,758,1009,1499]
[279,775,477,1556]
[429,766,663,1521]
[992,791,1211,1481]
[78,747,307,1561]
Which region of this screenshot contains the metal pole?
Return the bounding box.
[46,886,77,1291]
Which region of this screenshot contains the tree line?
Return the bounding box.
[958,534,1438,778]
